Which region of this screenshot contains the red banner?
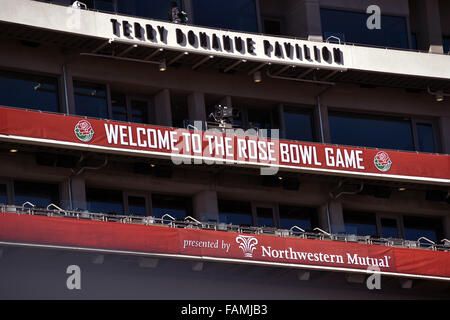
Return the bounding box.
[0,212,448,280]
[0,106,449,184]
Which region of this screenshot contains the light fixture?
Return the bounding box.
[435,91,444,102]
[398,187,406,191]
[158,60,166,72]
[9,149,18,153]
[278,176,283,180]
[253,71,262,83]
[150,164,156,168]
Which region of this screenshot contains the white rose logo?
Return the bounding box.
[74,120,94,142]
[374,151,392,172]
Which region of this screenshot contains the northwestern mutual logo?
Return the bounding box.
[236,235,258,258]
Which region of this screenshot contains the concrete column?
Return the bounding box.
[154,89,173,126]
[285,0,322,41]
[193,190,219,222]
[64,64,76,115]
[438,117,450,154]
[187,91,206,122]
[327,200,345,234]
[412,0,444,53]
[70,176,86,211]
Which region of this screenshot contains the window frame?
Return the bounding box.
[73,78,112,119]
[375,213,403,239]
[252,202,278,228]
[124,190,151,217]
[281,104,317,142]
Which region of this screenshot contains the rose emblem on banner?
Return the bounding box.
[74,120,94,142]
[374,151,392,172]
[236,235,258,258]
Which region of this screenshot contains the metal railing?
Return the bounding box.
[1,203,449,252]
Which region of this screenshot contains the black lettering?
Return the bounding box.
[322,47,330,62]
[295,44,302,60]
[157,26,166,42]
[134,22,143,39]
[314,46,320,61]
[188,30,196,46]
[304,45,311,60]
[223,35,232,51]
[111,19,120,37]
[284,42,292,58]
[275,41,282,57]
[246,38,255,54]
[212,34,220,50]
[199,32,208,48]
[333,48,342,64]
[146,24,155,41]
[176,28,184,44]
[235,37,243,53]
[123,21,132,37]
[264,40,272,56]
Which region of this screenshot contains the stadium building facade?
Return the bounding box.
[0,0,449,299]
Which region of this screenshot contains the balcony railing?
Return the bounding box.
[1,203,449,252]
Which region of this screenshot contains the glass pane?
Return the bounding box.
[320,9,408,49]
[0,184,7,205]
[74,81,108,119]
[380,218,399,238]
[264,19,281,35]
[131,100,148,124]
[111,92,127,121]
[86,188,124,215]
[279,205,316,231]
[344,211,377,236]
[95,0,115,12]
[193,0,258,32]
[443,37,450,54]
[283,107,314,142]
[417,123,435,153]
[14,181,59,208]
[0,70,59,113]
[256,207,274,227]
[247,108,273,130]
[329,112,414,151]
[151,194,192,220]
[117,0,176,20]
[218,199,252,225]
[171,96,188,128]
[128,196,147,216]
[403,216,443,242]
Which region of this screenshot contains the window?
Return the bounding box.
[86,188,124,215]
[131,100,149,124]
[379,218,399,238]
[171,94,189,128]
[0,70,59,113]
[320,8,409,49]
[111,92,127,121]
[247,108,274,130]
[283,107,314,142]
[218,199,252,225]
[256,207,275,227]
[111,92,152,124]
[329,111,415,151]
[279,205,317,231]
[263,18,281,36]
[151,194,192,219]
[344,211,377,236]
[117,0,177,20]
[83,0,115,11]
[403,216,443,242]
[192,0,258,32]
[14,181,59,208]
[74,81,108,119]
[0,184,8,205]
[127,195,147,216]
[416,123,436,153]
[443,37,450,54]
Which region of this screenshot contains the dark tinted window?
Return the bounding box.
[0,70,59,112]
[193,0,258,32]
[151,194,192,219]
[417,123,436,153]
[74,81,108,119]
[117,0,176,20]
[218,199,252,225]
[0,184,7,205]
[131,100,149,124]
[283,107,314,142]
[344,211,377,236]
[171,95,189,128]
[380,218,399,238]
[321,8,409,49]
[111,93,127,121]
[247,108,274,130]
[263,19,281,35]
[403,216,443,242]
[279,205,317,231]
[14,181,59,208]
[329,112,414,151]
[86,188,124,215]
[443,37,450,54]
[128,196,147,216]
[256,207,274,227]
